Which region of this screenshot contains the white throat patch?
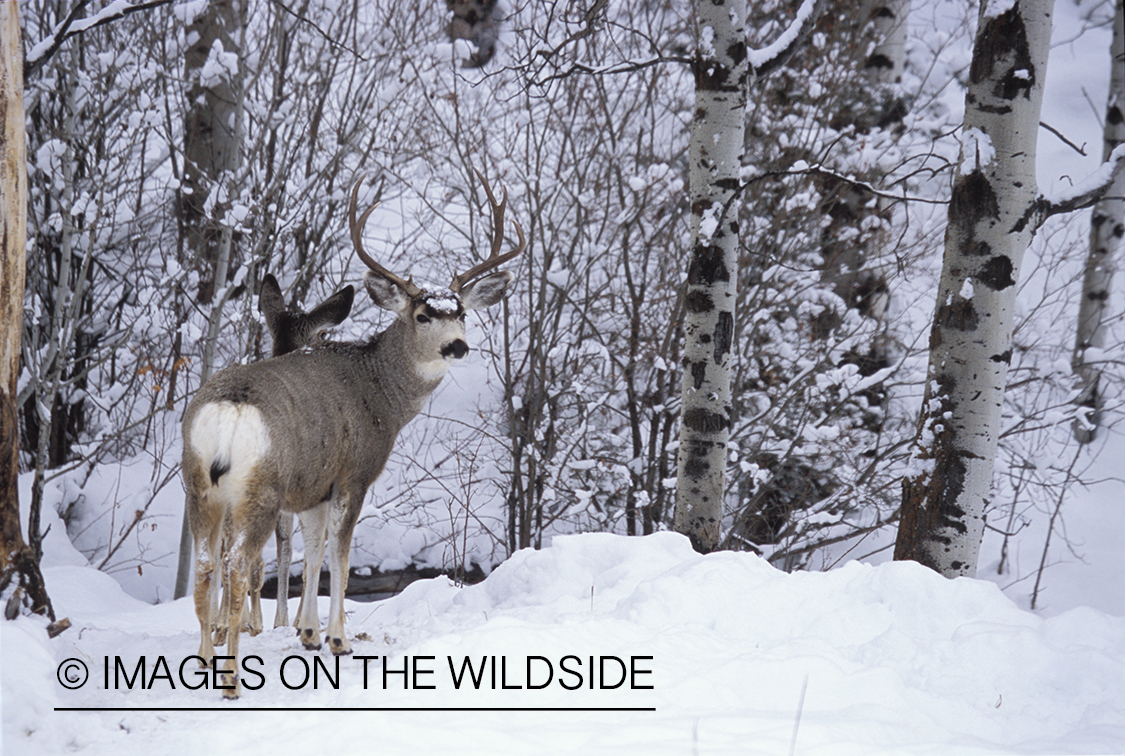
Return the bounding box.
[416,358,451,383]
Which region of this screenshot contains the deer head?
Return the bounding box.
[348,170,525,378]
[258,274,355,357]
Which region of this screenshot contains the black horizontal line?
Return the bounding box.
[55,706,657,712]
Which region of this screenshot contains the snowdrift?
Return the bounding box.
[4,532,1124,755]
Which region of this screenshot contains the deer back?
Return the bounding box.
[184,324,443,511]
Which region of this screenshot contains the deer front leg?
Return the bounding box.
[246,553,265,636]
[325,493,359,655]
[273,512,293,628]
[295,505,328,650]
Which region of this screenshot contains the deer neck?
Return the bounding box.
[364,318,447,423]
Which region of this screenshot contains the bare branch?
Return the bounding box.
[266,0,367,63]
[25,0,174,78]
[752,163,951,206]
[1039,121,1088,156]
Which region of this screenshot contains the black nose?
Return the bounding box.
[442,340,469,359]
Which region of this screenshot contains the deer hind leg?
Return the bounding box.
[325,490,361,655]
[190,493,222,665]
[221,535,250,699]
[273,511,293,628]
[220,515,273,700]
[212,565,230,646]
[294,504,329,650]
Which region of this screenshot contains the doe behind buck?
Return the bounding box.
[182,172,524,698]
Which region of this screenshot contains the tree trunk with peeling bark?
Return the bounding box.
[174,0,248,599]
[181,0,247,304]
[895,0,1055,578]
[0,0,62,630]
[1072,0,1125,444]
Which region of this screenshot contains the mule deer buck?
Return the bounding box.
[183,171,524,697]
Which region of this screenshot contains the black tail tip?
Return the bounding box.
[210,460,230,486]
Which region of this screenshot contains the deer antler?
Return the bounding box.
[349,174,424,299]
[449,169,527,293]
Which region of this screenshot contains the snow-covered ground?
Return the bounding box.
[5,1,1125,754]
[6,531,1125,755]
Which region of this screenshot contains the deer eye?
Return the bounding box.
[458,312,466,322]
[416,313,431,324]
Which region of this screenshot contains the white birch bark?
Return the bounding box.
[1072,0,1125,444]
[672,0,748,553]
[896,0,1054,577]
[865,0,909,85]
[673,0,820,552]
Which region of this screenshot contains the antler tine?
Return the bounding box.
[450,169,527,292]
[348,174,423,298]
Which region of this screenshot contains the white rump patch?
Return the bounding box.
[190,402,271,503]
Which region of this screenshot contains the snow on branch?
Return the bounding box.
[748,0,821,78]
[757,161,951,206]
[531,0,821,87]
[25,0,173,78]
[1012,142,1125,233]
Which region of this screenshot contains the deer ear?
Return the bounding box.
[307,285,354,328]
[364,272,412,313]
[460,270,514,310]
[259,274,287,331]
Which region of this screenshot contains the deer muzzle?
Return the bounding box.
[442,340,470,359]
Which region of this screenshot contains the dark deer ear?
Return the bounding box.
[258,274,287,332]
[307,285,354,329]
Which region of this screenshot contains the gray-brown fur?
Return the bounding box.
[257,274,353,631]
[447,0,500,67]
[208,275,355,648]
[258,273,355,357]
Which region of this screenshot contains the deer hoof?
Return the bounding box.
[220,673,240,700]
[298,628,321,650]
[327,635,352,655]
[212,626,228,646]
